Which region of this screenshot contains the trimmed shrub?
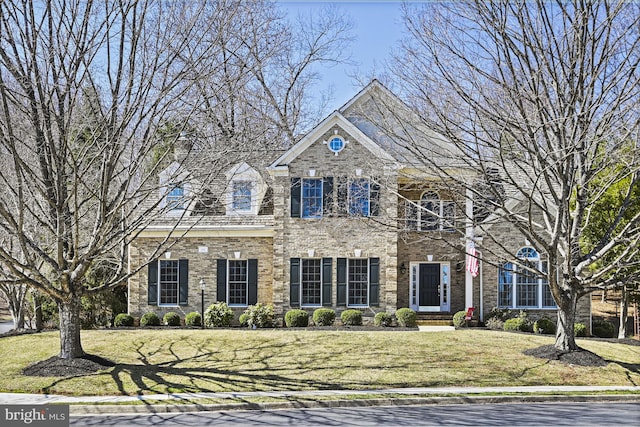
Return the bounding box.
[285,309,309,327]
[340,309,363,326]
[140,312,160,327]
[453,310,468,328]
[312,308,336,326]
[239,313,250,327]
[592,319,615,338]
[243,303,275,328]
[185,312,202,327]
[485,317,505,330]
[574,322,587,337]
[204,302,234,328]
[395,308,417,328]
[374,312,393,327]
[114,313,134,327]
[533,317,556,335]
[504,316,532,333]
[163,312,181,327]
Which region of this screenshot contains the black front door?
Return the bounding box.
[419,263,440,307]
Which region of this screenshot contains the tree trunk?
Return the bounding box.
[7,291,25,329]
[618,285,628,339]
[33,292,43,331]
[555,290,579,351]
[58,298,85,359]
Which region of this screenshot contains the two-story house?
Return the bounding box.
[127,80,591,329]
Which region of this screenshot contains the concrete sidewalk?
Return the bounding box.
[1,385,638,405]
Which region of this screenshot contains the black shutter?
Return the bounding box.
[291,178,301,218]
[216,258,227,302]
[370,177,381,217]
[322,177,334,216]
[337,176,348,217]
[290,258,300,307]
[369,257,380,306]
[178,259,189,306]
[147,260,158,305]
[248,259,258,305]
[322,257,332,306]
[337,257,347,306]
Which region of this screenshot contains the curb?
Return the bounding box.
[70,394,640,415]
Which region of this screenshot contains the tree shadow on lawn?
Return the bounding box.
[26,334,398,396]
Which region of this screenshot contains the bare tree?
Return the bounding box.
[377,0,640,351]
[0,0,353,360]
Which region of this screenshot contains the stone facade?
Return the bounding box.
[127,80,591,331]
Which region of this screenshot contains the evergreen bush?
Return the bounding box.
[243,303,275,328]
[574,322,587,337]
[163,312,181,326]
[204,302,234,327]
[312,308,336,326]
[140,312,160,327]
[185,312,202,327]
[114,313,134,327]
[592,319,615,338]
[395,308,417,327]
[340,309,363,326]
[533,317,556,335]
[374,312,393,327]
[453,310,468,328]
[285,309,309,327]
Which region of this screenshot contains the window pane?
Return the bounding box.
[405,201,419,230]
[301,259,322,306]
[159,260,179,305]
[420,192,439,230]
[228,260,248,305]
[516,264,538,307]
[442,201,455,231]
[498,263,513,307]
[167,185,184,210]
[348,259,368,306]
[349,179,370,216]
[232,181,252,211]
[302,179,323,218]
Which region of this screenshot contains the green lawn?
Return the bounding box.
[0,329,638,396]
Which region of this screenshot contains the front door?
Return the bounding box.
[419,264,440,308]
[409,262,451,312]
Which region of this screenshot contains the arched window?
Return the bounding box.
[498,247,555,309]
[413,191,455,231]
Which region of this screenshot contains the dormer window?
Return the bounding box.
[225,162,266,216]
[232,181,252,211]
[167,185,185,210]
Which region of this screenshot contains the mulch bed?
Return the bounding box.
[522,345,609,367]
[22,354,115,377]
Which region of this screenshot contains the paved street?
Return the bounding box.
[70,402,640,426]
[0,320,13,334]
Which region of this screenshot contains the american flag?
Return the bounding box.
[466,241,479,278]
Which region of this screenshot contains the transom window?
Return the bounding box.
[348,259,369,306]
[499,247,556,309]
[232,181,252,211]
[159,260,179,305]
[228,260,248,306]
[167,185,184,210]
[302,178,323,218]
[301,259,322,306]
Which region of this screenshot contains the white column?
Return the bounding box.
[465,188,474,309]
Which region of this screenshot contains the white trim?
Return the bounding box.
[267,111,398,170]
[137,226,275,238]
[409,261,451,312]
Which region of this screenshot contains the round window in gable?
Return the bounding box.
[326,136,346,155]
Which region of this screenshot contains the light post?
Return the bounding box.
[199,278,206,329]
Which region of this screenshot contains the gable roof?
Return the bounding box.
[268,109,398,174]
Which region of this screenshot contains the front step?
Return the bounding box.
[416,319,454,326]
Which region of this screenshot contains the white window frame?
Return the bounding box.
[347,258,369,307]
[498,247,556,310]
[227,259,249,307]
[348,178,371,217]
[300,258,323,307]
[301,178,323,219]
[225,162,265,216]
[158,259,180,307]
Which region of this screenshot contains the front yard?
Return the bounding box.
[0,328,638,396]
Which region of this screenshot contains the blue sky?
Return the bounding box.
[278,0,407,110]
